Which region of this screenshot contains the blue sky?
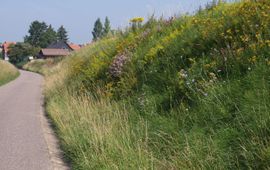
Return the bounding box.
[0,0,211,44]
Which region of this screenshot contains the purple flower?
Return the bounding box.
[109,53,130,78]
[141,28,151,39]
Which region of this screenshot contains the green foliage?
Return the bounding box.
[8,43,40,67]
[57,25,69,42]
[179,64,270,169]
[103,16,111,37]
[45,25,58,45]
[92,18,103,41]
[25,1,270,169]
[24,21,58,48]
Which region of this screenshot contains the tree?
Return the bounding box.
[24,21,49,48]
[8,43,40,67]
[92,18,103,41]
[45,25,57,45]
[103,17,111,37]
[24,21,58,48]
[205,0,221,10]
[197,5,203,13]
[57,25,69,42]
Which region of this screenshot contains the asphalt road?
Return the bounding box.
[0,70,53,170]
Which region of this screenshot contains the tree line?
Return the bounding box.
[92,17,111,41]
[7,21,69,66]
[24,16,112,49]
[24,21,69,48]
[7,17,112,66]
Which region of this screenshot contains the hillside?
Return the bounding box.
[25,1,270,169]
[0,60,19,86]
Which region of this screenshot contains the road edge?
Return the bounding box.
[39,95,70,170]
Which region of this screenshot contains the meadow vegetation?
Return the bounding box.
[23,58,63,75]
[0,60,19,86]
[25,1,270,169]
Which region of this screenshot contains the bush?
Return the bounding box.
[8,43,40,68]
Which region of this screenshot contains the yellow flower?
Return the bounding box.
[265,40,270,47]
[204,64,211,69]
[236,48,244,55]
[261,11,268,17]
[226,29,232,34]
[255,32,261,40]
[130,17,144,23]
[240,35,249,43]
[145,44,164,62]
[249,56,257,63]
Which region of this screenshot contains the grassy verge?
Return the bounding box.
[23,58,63,75]
[25,1,270,169]
[0,60,20,86]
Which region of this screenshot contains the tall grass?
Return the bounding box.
[25,1,270,169]
[0,60,19,86]
[41,61,270,169]
[46,89,158,169]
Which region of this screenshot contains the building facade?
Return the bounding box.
[1,42,16,60]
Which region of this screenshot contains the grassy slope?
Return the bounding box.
[0,60,19,86]
[26,1,270,169]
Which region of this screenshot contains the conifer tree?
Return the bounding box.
[57,25,69,42]
[45,25,57,45]
[92,18,103,41]
[103,17,111,37]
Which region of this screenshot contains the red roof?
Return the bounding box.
[68,43,81,51]
[2,42,16,53]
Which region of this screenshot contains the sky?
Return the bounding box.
[0,0,211,44]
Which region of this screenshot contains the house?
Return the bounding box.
[47,41,72,51]
[68,43,81,51]
[39,41,81,59]
[1,42,16,60]
[47,41,81,51]
[39,49,70,59]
